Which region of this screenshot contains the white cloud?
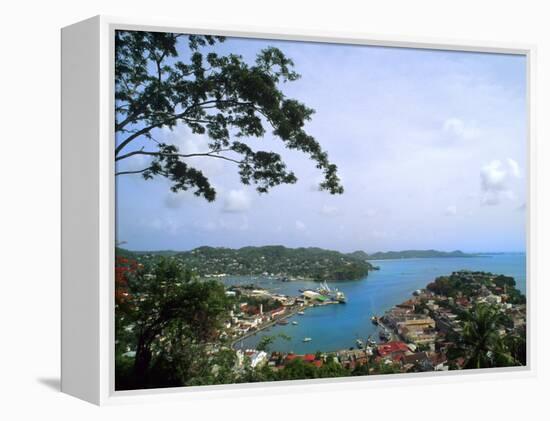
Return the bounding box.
[295,220,306,231]
[162,126,225,177]
[222,189,252,213]
[444,205,457,216]
[480,159,521,206]
[507,158,521,178]
[443,118,481,140]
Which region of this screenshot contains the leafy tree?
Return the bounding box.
[116,258,232,389]
[115,31,343,200]
[458,304,518,369]
[504,329,527,366]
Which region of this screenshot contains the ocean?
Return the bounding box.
[228,253,526,354]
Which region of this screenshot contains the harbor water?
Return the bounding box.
[228,253,526,354]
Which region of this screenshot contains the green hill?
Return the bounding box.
[117,245,375,281]
[366,249,477,260]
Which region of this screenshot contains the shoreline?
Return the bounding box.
[230,300,341,350]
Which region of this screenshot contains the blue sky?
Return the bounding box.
[116,36,526,253]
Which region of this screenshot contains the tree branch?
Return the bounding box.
[115,150,243,165]
[114,99,258,156]
[115,166,154,176]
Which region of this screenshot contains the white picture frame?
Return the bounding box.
[61,15,536,405]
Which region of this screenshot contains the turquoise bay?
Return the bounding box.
[228,253,526,354]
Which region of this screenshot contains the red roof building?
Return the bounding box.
[377,341,410,357]
[303,354,316,362]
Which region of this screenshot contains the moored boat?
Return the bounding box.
[379,329,390,341]
[303,337,312,342]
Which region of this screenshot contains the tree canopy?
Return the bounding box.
[115,30,343,201]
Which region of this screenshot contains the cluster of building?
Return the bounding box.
[231,270,526,375]
[223,287,307,339]
[374,270,527,372]
[224,283,344,341]
[236,350,326,370]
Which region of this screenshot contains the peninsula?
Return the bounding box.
[365,249,479,260]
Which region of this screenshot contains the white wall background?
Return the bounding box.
[1,0,548,418]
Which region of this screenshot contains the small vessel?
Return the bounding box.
[335,290,347,304]
[379,330,390,341]
[303,337,312,342]
[371,316,379,325]
[292,321,298,325]
[277,320,289,325]
[367,336,377,346]
[356,339,363,348]
[297,311,305,315]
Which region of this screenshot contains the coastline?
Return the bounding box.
[230,300,342,350]
[230,254,526,354]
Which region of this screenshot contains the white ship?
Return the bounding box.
[316,281,347,303]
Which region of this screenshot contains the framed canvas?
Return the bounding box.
[61,15,536,405]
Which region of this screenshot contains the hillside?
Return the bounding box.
[118,245,375,281]
[366,249,477,260]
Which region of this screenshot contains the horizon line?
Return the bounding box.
[117,244,526,255]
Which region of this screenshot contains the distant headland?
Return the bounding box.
[116,246,498,282]
[364,249,480,260]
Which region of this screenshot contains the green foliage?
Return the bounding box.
[115,30,343,199]
[135,245,375,280]
[453,303,523,369]
[238,295,281,313]
[366,249,477,260]
[115,257,234,389]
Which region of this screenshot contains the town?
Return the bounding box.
[225,270,526,375]
[223,281,346,344]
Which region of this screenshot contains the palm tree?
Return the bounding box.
[459,304,516,369]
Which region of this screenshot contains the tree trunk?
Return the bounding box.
[134,335,153,382]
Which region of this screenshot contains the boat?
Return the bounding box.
[356,339,363,348]
[303,337,312,342]
[317,281,331,295]
[297,311,305,315]
[292,321,298,325]
[367,336,377,346]
[371,316,379,325]
[276,319,289,325]
[379,330,390,341]
[335,290,347,303]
